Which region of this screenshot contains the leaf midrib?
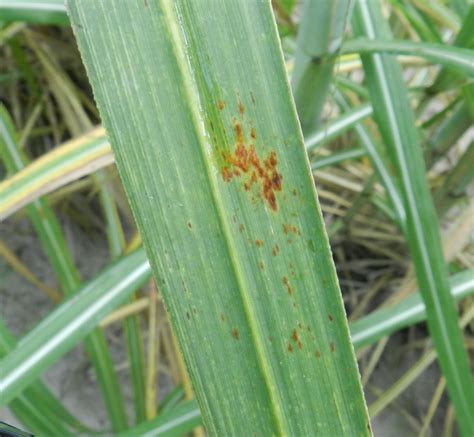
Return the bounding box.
[160,0,286,433]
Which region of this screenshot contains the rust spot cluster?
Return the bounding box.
[283,223,301,236]
[219,100,283,212]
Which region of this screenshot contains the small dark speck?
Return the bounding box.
[315,350,321,358]
[328,314,333,322]
[231,328,240,340]
[187,222,192,229]
[330,341,335,352]
[186,312,190,320]
[220,313,225,322]
[288,342,293,352]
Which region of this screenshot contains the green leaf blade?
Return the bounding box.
[68,1,370,435]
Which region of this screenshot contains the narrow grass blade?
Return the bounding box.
[118,400,201,437]
[333,89,406,230]
[0,127,110,220]
[158,386,185,414]
[353,2,474,434]
[391,0,442,43]
[434,142,474,213]
[429,101,471,158]
[291,0,352,132]
[0,320,93,435]
[311,147,366,170]
[0,249,149,405]
[68,1,370,434]
[0,0,68,25]
[0,106,127,431]
[305,103,373,153]
[342,38,474,77]
[430,6,474,93]
[351,269,474,348]
[96,168,146,425]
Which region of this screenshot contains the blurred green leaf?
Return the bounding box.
[352,2,474,434]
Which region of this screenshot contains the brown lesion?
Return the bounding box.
[219,100,283,212]
[292,329,302,350]
[272,244,280,256]
[238,99,245,117]
[231,328,240,340]
[283,223,301,236]
[282,276,293,295]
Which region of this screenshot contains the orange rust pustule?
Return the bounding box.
[220,313,225,322]
[287,342,294,352]
[255,239,263,247]
[238,100,245,117]
[220,126,283,211]
[330,341,335,352]
[292,329,303,350]
[231,328,240,340]
[217,100,225,110]
[315,350,321,358]
[282,276,293,295]
[250,127,256,139]
[234,123,244,145]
